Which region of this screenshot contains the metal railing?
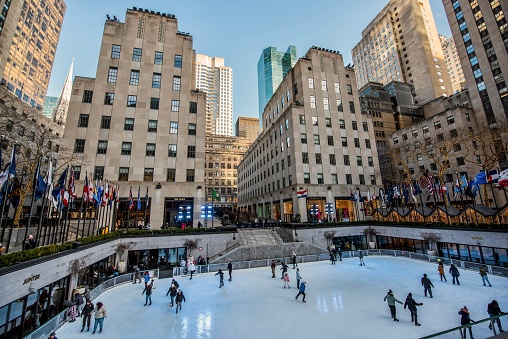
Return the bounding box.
[419,313,508,338]
[23,270,159,339]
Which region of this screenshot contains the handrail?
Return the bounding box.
[419,313,508,338]
[208,242,240,261]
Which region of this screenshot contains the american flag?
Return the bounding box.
[128,186,134,210]
[419,172,432,189]
[83,172,89,202]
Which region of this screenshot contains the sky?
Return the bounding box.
[47,0,452,125]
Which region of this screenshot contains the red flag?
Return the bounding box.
[83,172,89,202]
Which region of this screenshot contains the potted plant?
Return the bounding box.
[116,242,133,273]
[68,258,88,295]
[421,232,441,256]
[363,227,377,249]
[183,238,200,263]
[323,231,336,250]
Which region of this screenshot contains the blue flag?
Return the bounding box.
[34,171,47,201]
[137,186,141,210]
[8,147,16,178]
[144,187,149,209]
[52,168,68,201]
[471,171,487,186]
[9,177,21,208]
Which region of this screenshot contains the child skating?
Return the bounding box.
[358,251,365,266]
[296,268,301,289]
[384,289,403,322]
[295,281,306,302]
[215,269,225,288]
[404,293,423,326]
[283,272,290,288]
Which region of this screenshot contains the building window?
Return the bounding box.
[349,101,356,113]
[450,129,458,138]
[362,122,368,131]
[130,70,140,86]
[315,153,322,164]
[146,143,156,156]
[359,175,365,185]
[344,155,350,166]
[368,156,374,166]
[170,122,178,134]
[332,174,338,184]
[111,44,121,58]
[104,92,114,105]
[447,115,455,124]
[154,51,163,65]
[303,173,310,184]
[434,120,441,129]
[189,102,197,113]
[327,135,334,146]
[321,80,327,91]
[328,154,336,165]
[302,152,309,164]
[337,99,343,112]
[174,54,183,68]
[347,84,353,95]
[100,116,111,129]
[339,119,345,129]
[456,157,465,166]
[308,78,314,89]
[82,90,93,103]
[144,168,154,182]
[94,166,104,180]
[107,67,118,82]
[365,139,371,149]
[346,174,352,184]
[97,140,108,154]
[166,168,176,182]
[370,175,376,185]
[352,121,357,130]
[127,95,137,107]
[314,135,320,145]
[317,173,324,184]
[124,118,134,131]
[188,146,196,158]
[152,73,162,88]
[121,142,132,155]
[325,117,332,127]
[150,97,159,110]
[186,169,195,182]
[341,137,348,147]
[171,100,180,112]
[78,114,89,127]
[188,123,196,135]
[173,76,181,91]
[133,48,142,62]
[300,133,307,144]
[357,156,363,166]
[168,144,177,157]
[310,96,316,108]
[335,82,340,93]
[148,120,158,132]
[72,166,81,180]
[119,167,129,181]
[299,115,306,124]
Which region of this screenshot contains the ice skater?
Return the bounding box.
[384,289,403,322]
[271,260,276,278]
[295,281,306,302]
[175,290,186,314]
[189,262,196,280]
[449,264,460,285]
[358,250,365,266]
[142,280,154,306]
[459,306,477,339]
[337,247,342,261]
[143,271,150,284]
[283,272,290,289]
[291,251,298,269]
[280,261,288,279]
[479,264,492,287]
[92,302,107,334]
[74,293,84,316]
[487,300,505,332]
[404,293,422,326]
[330,251,337,265]
[437,263,447,282]
[215,269,225,288]
[227,261,233,281]
[133,266,141,283]
[167,284,177,307]
[296,268,301,289]
[81,299,94,332]
[421,273,434,298]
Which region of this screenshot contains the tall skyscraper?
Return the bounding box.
[352,0,452,105]
[0,0,66,110]
[440,34,465,93]
[194,54,233,136]
[257,45,298,117]
[42,96,58,118]
[62,8,206,229]
[442,0,508,125]
[235,116,260,143]
[52,58,73,126]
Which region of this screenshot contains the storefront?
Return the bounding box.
[335,199,354,222]
[437,242,508,267]
[332,235,368,251]
[283,199,293,222]
[376,235,427,254]
[127,247,187,272]
[307,198,325,222]
[164,198,194,228]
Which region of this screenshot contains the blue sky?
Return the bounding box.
[48,0,451,124]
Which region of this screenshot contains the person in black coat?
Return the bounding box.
[23,235,36,251]
[459,306,476,339]
[449,264,460,285]
[81,299,94,332]
[421,273,434,298]
[487,300,505,333]
[280,261,288,279]
[175,290,186,314]
[215,269,224,288]
[404,293,423,326]
[337,247,342,261]
[74,293,84,316]
[227,261,233,282]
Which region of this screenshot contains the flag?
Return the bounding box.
[69,171,77,198]
[0,148,2,169]
[88,177,95,202]
[460,175,468,191]
[52,168,68,202]
[358,191,364,202]
[8,146,16,178]
[350,190,358,201]
[0,163,9,189]
[410,184,417,203]
[419,172,432,189]
[8,177,21,208]
[393,186,400,198]
[101,181,108,206]
[413,181,421,196]
[498,169,508,188]
[402,186,409,204]
[83,172,89,202]
[296,189,308,198]
[144,186,149,208]
[212,189,219,201]
[367,190,371,202]
[137,186,141,210]
[94,179,101,205]
[487,170,499,184]
[128,186,134,210]
[63,190,70,207]
[46,160,59,209]
[453,174,461,199]
[471,171,487,185]
[115,184,120,209]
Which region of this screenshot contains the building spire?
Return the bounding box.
[53,58,74,126]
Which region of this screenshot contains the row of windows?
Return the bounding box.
[91,166,194,182]
[299,115,367,131]
[300,133,371,149]
[111,44,180,67]
[300,153,374,167]
[107,67,181,89]
[75,139,197,158]
[78,115,197,134]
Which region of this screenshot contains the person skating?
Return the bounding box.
[358,250,365,266]
[271,260,276,278]
[142,280,154,306]
[189,262,196,280]
[295,281,306,302]
[143,271,150,284]
[291,251,298,269]
[171,279,179,289]
[404,293,423,326]
[92,302,107,334]
[283,272,290,289]
[437,263,447,282]
[459,306,477,339]
[487,300,505,332]
[215,269,224,288]
[479,265,492,287]
[167,284,177,307]
[175,290,186,314]
[384,289,403,322]
[421,273,434,298]
[227,261,233,281]
[330,251,336,265]
[133,266,141,283]
[280,261,288,279]
[81,299,94,332]
[449,264,460,285]
[337,247,342,261]
[296,268,301,289]
[74,293,84,316]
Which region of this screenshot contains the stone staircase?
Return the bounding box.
[237,228,284,246]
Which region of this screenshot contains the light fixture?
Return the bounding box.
[155,183,162,189]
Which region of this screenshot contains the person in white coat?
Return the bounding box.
[189,262,196,280]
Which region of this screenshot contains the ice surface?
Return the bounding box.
[55,256,507,339]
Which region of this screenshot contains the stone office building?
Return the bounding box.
[238,47,381,222]
[62,8,207,229]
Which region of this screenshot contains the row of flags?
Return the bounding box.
[128,185,149,211]
[82,172,121,209]
[0,147,20,208]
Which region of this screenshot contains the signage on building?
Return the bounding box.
[23,274,40,285]
[471,236,484,241]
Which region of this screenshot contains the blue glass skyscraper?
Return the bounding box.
[257,45,298,120]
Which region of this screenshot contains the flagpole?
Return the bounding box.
[35,178,48,247]
[468,175,479,225]
[457,173,468,224]
[144,187,148,227]
[25,156,41,243]
[82,199,89,238]
[75,197,84,241]
[489,181,500,224]
[1,181,13,249]
[0,181,11,244]
[5,174,23,252]
[136,186,140,229]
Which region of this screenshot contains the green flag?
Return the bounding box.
[212,189,218,201]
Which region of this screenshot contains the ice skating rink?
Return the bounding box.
[56,256,507,339]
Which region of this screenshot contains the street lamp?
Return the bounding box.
[201,203,213,228]
[309,203,318,223]
[325,203,334,222]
